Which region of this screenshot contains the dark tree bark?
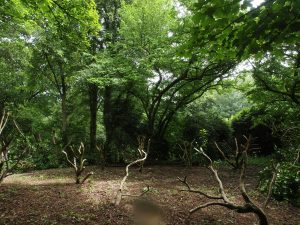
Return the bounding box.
[88,83,98,154]
[103,86,112,159]
[61,77,69,148]
[95,0,121,163]
[44,53,70,149]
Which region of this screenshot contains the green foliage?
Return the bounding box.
[247,155,271,167]
[167,101,233,162]
[103,97,146,163]
[120,0,175,52]
[247,45,300,109]
[200,90,250,120]
[1,0,299,170]
[31,144,62,170]
[231,107,278,155]
[273,146,300,164]
[185,0,300,59]
[259,162,300,207]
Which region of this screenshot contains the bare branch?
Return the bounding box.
[81,172,94,184]
[62,142,93,184]
[62,150,75,168]
[115,136,149,206]
[214,141,237,168]
[177,176,222,200]
[294,149,300,165]
[96,142,105,169]
[1,116,30,183]
[178,140,195,167]
[215,135,254,170]
[179,142,269,225]
[0,110,9,136]
[190,202,232,214]
[196,147,231,203]
[263,162,279,208]
[138,136,150,173]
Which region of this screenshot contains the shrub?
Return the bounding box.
[182,114,232,159]
[14,159,36,172]
[259,162,300,207]
[167,110,233,164]
[231,108,283,156]
[273,146,300,163]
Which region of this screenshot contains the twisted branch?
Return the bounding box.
[63,142,93,184]
[214,135,255,170]
[115,137,149,206]
[263,162,279,208]
[177,176,222,200]
[1,117,30,182]
[0,110,9,136]
[179,137,269,225]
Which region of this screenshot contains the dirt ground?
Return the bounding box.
[0,165,299,225]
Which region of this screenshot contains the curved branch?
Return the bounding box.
[178,176,222,200]
[0,110,9,136]
[115,145,148,205]
[194,147,231,203]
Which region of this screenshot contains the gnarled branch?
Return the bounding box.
[115,136,149,206]
[63,142,93,184]
[179,138,269,225]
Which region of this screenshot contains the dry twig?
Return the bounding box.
[115,136,149,206]
[214,135,259,170]
[1,117,30,182]
[263,162,279,209]
[62,142,93,184]
[179,135,269,225]
[178,140,195,167]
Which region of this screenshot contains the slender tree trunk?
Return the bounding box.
[0,104,4,115]
[89,83,98,154]
[61,79,69,148]
[103,86,113,161]
[147,118,154,139]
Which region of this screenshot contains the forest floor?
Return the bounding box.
[0,165,299,225]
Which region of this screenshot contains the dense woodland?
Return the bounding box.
[0,0,300,224]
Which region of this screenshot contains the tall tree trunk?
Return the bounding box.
[147,118,155,140]
[89,83,98,154]
[61,79,68,149]
[103,86,113,161]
